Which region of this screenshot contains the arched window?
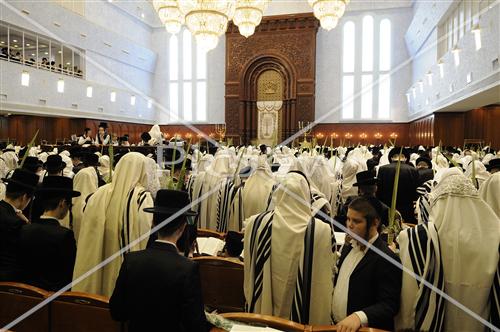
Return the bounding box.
[342,21,355,119]
[341,16,391,120]
[168,29,207,122]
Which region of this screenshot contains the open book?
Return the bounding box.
[196,237,225,256]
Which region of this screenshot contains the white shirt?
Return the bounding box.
[332,233,379,325]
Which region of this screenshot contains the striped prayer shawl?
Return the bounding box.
[247,211,274,312]
[416,180,435,224]
[120,189,149,254]
[216,178,237,233]
[291,218,315,323]
[401,222,445,331]
[490,246,500,330]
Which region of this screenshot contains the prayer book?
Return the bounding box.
[196,237,225,256]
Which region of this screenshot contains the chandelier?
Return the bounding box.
[152,0,350,51]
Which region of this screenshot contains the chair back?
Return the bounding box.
[193,256,245,312]
[197,228,225,239]
[50,291,122,332]
[0,282,50,332]
[221,313,306,332]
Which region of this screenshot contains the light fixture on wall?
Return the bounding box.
[412,87,416,98]
[130,95,136,106]
[451,46,460,67]
[147,99,153,108]
[86,86,93,98]
[405,93,410,103]
[57,78,65,93]
[21,71,30,87]
[152,0,349,50]
[471,24,481,51]
[438,59,445,78]
[233,0,269,38]
[426,71,433,86]
[110,91,116,102]
[418,80,424,93]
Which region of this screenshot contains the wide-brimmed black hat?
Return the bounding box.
[36,176,81,198]
[141,132,151,142]
[83,153,100,167]
[353,170,378,186]
[271,163,280,172]
[98,122,108,129]
[388,147,410,161]
[415,157,432,169]
[44,155,66,172]
[487,158,500,171]
[1,168,39,192]
[144,189,197,216]
[20,156,43,173]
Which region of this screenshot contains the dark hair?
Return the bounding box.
[5,190,31,200]
[359,184,377,196]
[153,214,186,238]
[42,197,68,212]
[348,196,382,236]
[84,128,91,134]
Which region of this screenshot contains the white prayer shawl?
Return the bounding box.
[341,159,361,200]
[98,155,110,182]
[244,173,335,325]
[415,179,436,224]
[0,151,18,173]
[60,154,75,178]
[464,159,490,188]
[198,155,233,230]
[395,222,446,331]
[479,172,500,218]
[71,167,99,243]
[148,124,163,145]
[215,177,237,233]
[309,156,335,201]
[72,152,153,297]
[428,169,500,331]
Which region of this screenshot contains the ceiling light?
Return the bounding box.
[472,24,481,51]
[156,1,185,35]
[148,99,153,108]
[308,0,348,31]
[130,95,136,106]
[87,86,93,98]
[438,59,445,78]
[110,91,116,102]
[427,71,433,86]
[452,46,460,67]
[233,0,269,38]
[12,39,17,42]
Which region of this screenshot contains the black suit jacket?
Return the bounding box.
[0,200,26,281]
[109,241,208,332]
[336,237,402,331]
[377,162,419,222]
[18,218,76,291]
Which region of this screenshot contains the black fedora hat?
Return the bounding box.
[83,153,100,167]
[415,157,433,169]
[144,189,197,216]
[44,155,66,172]
[487,158,500,171]
[98,122,108,129]
[388,147,410,161]
[271,163,280,172]
[2,168,39,192]
[20,156,43,173]
[36,176,81,198]
[353,170,378,187]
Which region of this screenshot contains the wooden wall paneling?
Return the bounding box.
[225,13,318,144]
[482,106,500,148]
[313,123,410,146]
[433,112,465,147]
[0,116,8,140]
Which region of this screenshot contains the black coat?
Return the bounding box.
[0,200,26,281]
[18,218,76,291]
[417,168,434,187]
[109,241,208,332]
[377,162,420,222]
[336,237,402,331]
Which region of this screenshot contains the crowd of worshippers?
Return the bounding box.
[0,137,499,332]
[75,123,173,147]
[0,48,83,77]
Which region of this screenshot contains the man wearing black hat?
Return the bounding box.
[44,154,66,176]
[20,156,43,177]
[335,171,390,230]
[95,122,110,145]
[70,147,85,174]
[415,156,434,186]
[18,176,80,291]
[376,148,419,223]
[487,158,500,174]
[0,169,39,281]
[110,189,207,332]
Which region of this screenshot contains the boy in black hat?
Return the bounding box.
[77,127,93,145]
[18,176,80,291]
[20,156,43,176]
[415,156,434,186]
[0,169,39,281]
[110,189,208,332]
[44,154,66,176]
[95,122,110,145]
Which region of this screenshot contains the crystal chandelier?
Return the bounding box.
[233,0,269,38]
[308,0,349,31]
[153,0,185,34]
[152,0,350,50]
[178,0,237,51]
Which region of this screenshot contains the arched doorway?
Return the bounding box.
[239,54,297,145]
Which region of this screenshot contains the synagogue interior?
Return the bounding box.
[0,0,499,331]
